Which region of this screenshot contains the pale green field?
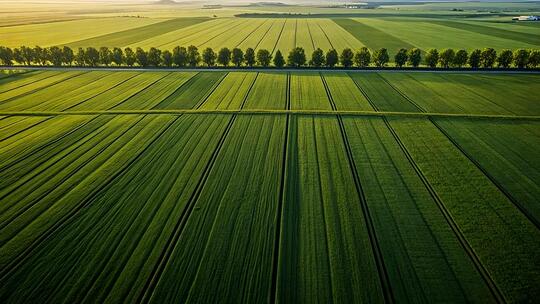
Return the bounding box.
[1,1,539,57]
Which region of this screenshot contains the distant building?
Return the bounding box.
[512,16,540,21]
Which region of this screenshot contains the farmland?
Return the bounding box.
[0,69,539,303]
[2,11,539,58]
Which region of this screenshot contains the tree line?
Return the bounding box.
[0,45,539,69]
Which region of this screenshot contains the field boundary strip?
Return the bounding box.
[1,109,539,121]
[2,67,540,74]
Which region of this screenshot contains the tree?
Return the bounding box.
[373,48,390,67]
[99,47,112,66]
[47,46,64,66]
[18,46,34,65]
[124,47,136,67]
[406,48,421,67]
[438,48,455,68]
[326,49,338,67]
[528,50,540,68]
[425,49,439,68]
[62,46,74,66]
[202,48,216,67]
[340,48,354,68]
[162,50,173,67]
[147,47,162,66]
[187,45,200,67]
[232,48,244,67]
[468,49,481,68]
[513,49,530,69]
[75,48,85,66]
[85,47,100,66]
[13,48,24,65]
[287,47,306,67]
[394,48,408,68]
[0,47,14,66]
[273,50,285,68]
[310,48,325,67]
[453,49,468,68]
[135,47,148,67]
[33,46,47,65]
[496,49,513,68]
[257,49,272,67]
[111,47,124,66]
[244,48,256,67]
[480,48,496,68]
[354,47,371,67]
[217,47,231,67]
[172,46,188,67]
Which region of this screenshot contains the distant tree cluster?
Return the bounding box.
[1,45,539,69]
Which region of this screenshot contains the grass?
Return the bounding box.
[332,18,414,56]
[0,70,539,303]
[67,18,211,48]
[1,18,163,48]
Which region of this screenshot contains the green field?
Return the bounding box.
[1,1,540,302]
[2,5,539,57]
[0,69,539,303]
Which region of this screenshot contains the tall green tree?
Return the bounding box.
[496,49,513,68]
[273,50,285,68]
[111,47,124,66]
[257,49,272,67]
[99,47,112,66]
[34,46,48,65]
[75,48,85,66]
[0,47,14,66]
[244,48,256,67]
[340,48,354,68]
[354,47,371,67]
[425,49,439,68]
[124,47,136,67]
[453,49,468,68]
[528,50,540,68]
[468,49,481,68]
[147,47,162,66]
[232,48,244,67]
[407,48,422,67]
[310,48,325,67]
[17,46,34,65]
[85,47,100,66]
[394,48,408,68]
[47,46,64,66]
[438,48,455,68]
[202,47,216,67]
[172,46,188,67]
[13,48,24,65]
[187,45,200,67]
[513,49,530,69]
[135,47,148,67]
[480,48,496,68]
[162,50,173,67]
[217,47,231,67]
[287,47,306,67]
[373,48,390,67]
[62,46,74,66]
[325,49,338,67]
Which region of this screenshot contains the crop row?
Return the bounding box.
[5,16,539,56]
[1,70,539,116]
[0,71,539,302]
